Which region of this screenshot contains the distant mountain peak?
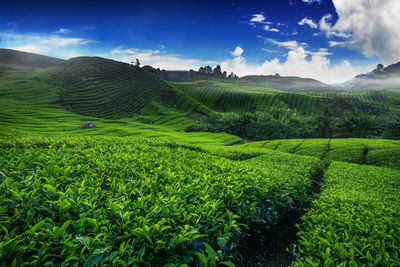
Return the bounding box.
[340,61,400,91]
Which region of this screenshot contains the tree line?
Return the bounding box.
[189,102,400,140]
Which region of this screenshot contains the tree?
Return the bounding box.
[205,65,212,74]
[376,64,384,72]
[198,67,206,75]
[213,65,222,78]
[228,72,236,79]
[130,59,140,67]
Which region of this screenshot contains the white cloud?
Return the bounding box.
[298,17,318,29]
[264,25,279,32]
[265,38,300,50]
[302,0,321,4]
[220,46,371,84]
[55,28,73,34]
[110,47,217,70]
[319,14,351,38]
[0,31,98,59]
[328,40,347,47]
[230,46,244,57]
[250,14,266,23]
[7,45,45,53]
[329,0,400,64]
[263,38,332,56]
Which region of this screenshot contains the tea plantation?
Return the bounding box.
[0,136,322,266]
[1,49,400,266]
[1,136,399,266]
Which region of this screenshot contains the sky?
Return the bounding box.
[1,0,400,84]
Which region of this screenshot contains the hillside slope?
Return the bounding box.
[341,61,400,91]
[0,51,228,140]
[0,48,63,69]
[174,79,397,116]
[42,57,210,119]
[236,75,336,92]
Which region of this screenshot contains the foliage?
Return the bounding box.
[189,105,400,140]
[0,136,321,266]
[367,148,400,170]
[293,161,400,266]
[46,57,211,119]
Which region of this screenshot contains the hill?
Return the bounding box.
[43,56,210,119]
[340,61,400,91]
[0,48,63,69]
[0,51,228,141]
[173,79,399,116]
[235,75,336,92]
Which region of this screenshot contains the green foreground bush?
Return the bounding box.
[0,136,321,266]
[294,161,400,266]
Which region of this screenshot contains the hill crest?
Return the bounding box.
[0,48,63,69]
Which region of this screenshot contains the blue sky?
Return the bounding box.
[1,0,400,83]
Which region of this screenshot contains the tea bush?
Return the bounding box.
[294,161,400,266]
[0,136,321,266]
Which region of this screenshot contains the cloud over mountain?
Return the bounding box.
[330,0,400,64]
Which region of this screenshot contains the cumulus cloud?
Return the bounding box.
[328,0,400,64]
[230,46,244,57]
[111,47,217,70]
[319,14,351,38]
[220,46,371,84]
[298,17,318,29]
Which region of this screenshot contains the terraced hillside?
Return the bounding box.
[174,79,398,115]
[0,50,224,139]
[44,57,211,119]
[240,138,400,170]
[235,75,335,92]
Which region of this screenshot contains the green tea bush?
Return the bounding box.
[294,161,400,266]
[325,139,366,164]
[367,148,400,170]
[0,136,321,266]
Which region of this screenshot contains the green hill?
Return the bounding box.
[43,56,210,119]
[236,75,336,92]
[173,79,398,116]
[0,50,230,142]
[0,48,63,69]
